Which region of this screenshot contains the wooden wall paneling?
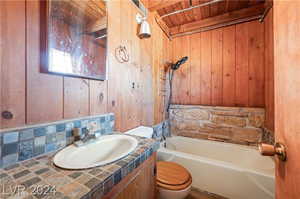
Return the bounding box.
[119,0,139,131]
[131,4,143,128]
[63,78,89,119]
[140,30,154,126]
[222,25,236,106]
[158,34,166,123]
[0,0,26,128]
[200,31,212,105]
[152,13,160,124]
[89,80,108,115]
[160,33,172,121]
[164,36,172,120]
[120,0,131,131]
[171,22,266,108]
[190,33,201,105]
[127,1,142,130]
[157,20,164,123]
[107,0,122,131]
[211,28,223,106]
[152,13,164,124]
[235,22,249,107]
[248,20,265,107]
[264,8,274,131]
[172,35,191,104]
[171,37,179,104]
[26,0,63,125]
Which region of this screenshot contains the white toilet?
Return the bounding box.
[157,161,192,199]
[125,126,192,199]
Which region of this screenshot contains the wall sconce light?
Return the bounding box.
[136,13,151,39]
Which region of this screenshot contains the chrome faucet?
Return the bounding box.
[161,134,167,148]
[81,128,96,143]
[73,123,98,147]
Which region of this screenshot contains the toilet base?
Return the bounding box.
[158,184,192,199]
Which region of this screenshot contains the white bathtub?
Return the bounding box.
[158,136,275,199]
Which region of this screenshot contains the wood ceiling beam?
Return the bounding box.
[147,0,184,11]
[169,3,266,35]
[154,12,171,38]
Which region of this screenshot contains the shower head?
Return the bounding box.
[171,56,188,70]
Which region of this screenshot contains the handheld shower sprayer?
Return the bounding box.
[166,56,189,114]
[171,56,188,70]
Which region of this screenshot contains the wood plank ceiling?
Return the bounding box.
[147,0,267,37]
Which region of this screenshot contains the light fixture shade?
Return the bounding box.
[139,20,151,39]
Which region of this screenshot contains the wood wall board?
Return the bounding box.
[0,0,26,128]
[200,31,212,105]
[26,0,64,125]
[211,28,223,106]
[131,3,143,129]
[274,1,300,197]
[171,35,191,105]
[106,0,122,130]
[190,33,201,105]
[222,25,236,106]
[264,8,274,132]
[140,28,154,126]
[119,0,140,131]
[171,37,180,104]
[151,13,161,123]
[89,80,108,115]
[248,20,265,107]
[63,77,90,119]
[152,13,169,123]
[235,22,249,107]
[152,11,172,124]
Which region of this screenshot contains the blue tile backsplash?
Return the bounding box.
[0,113,115,168]
[3,132,19,144]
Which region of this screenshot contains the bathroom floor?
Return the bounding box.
[157,188,227,199]
[185,188,227,199]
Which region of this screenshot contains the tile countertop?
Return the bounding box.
[0,134,160,199]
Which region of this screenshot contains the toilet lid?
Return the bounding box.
[157,161,191,186]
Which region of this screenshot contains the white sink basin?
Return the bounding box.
[53,134,138,169]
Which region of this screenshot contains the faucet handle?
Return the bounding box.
[87,122,97,133]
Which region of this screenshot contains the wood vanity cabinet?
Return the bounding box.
[103,153,157,199]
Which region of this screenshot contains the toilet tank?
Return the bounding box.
[124,126,153,138]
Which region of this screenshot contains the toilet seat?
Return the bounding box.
[157,161,192,191]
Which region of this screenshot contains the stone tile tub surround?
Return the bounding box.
[0,113,115,168]
[169,105,265,145]
[0,135,160,199]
